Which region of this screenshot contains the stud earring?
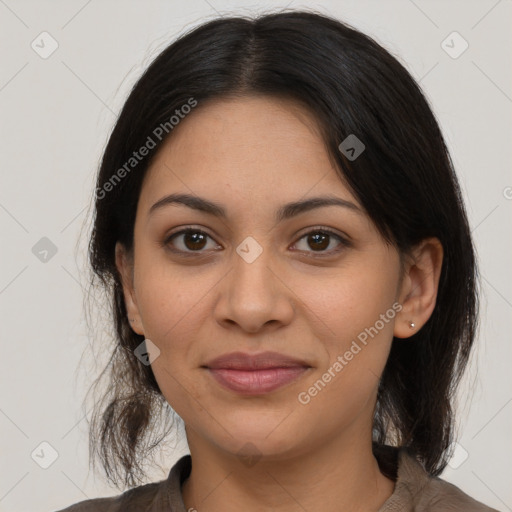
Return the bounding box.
[409,321,415,329]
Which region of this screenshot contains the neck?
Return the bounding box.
[181,427,395,512]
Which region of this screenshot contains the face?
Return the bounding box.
[116,96,415,462]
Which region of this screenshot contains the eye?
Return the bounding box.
[292,227,350,257]
[163,226,350,258]
[164,227,220,255]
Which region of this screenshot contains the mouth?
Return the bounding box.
[202,351,312,395]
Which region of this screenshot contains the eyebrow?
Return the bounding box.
[148,193,364,222]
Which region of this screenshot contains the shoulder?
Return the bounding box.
[54,479,166,512]
[54,454,192,512]
[416,474,501,512]
[378,445,501,512]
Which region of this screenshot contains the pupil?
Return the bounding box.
[309,233,328,251]
[185,232,206,250]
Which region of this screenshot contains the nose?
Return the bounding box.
[213,243,295,334]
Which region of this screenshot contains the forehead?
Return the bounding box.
[138,95,361,218]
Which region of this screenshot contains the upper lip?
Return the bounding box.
[203,351,311,370]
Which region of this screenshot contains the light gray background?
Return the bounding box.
[1,1,511,511]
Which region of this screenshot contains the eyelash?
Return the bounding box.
[163,226,351,258]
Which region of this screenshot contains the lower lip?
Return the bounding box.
[207,367,309,395]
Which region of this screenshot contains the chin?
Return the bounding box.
[214,423,304,460]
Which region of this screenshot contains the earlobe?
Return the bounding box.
[115,241,144,335]
[393,237,443,339]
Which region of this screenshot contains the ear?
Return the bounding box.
[115,241,144,335]
[394,237,443,339]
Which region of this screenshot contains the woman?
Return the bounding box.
[58,9,499,512]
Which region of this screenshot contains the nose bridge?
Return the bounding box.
[231,235,277,303]
[216,234,295,331]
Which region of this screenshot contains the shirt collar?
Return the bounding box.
[164,446,431,511]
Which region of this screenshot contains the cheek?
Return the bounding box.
[134,271,207,418]
[298,260,398,344]
[295,263,397,407]
[134,258,210,344]
[296,291,395,434]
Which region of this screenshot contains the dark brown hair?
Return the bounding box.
[83,9,478,489]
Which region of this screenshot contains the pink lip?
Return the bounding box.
[203,351,311,395]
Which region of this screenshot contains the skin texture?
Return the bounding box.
[115,96,443,512]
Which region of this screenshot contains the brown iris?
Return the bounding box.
[307,232,330,251]
[183,231,208,251]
